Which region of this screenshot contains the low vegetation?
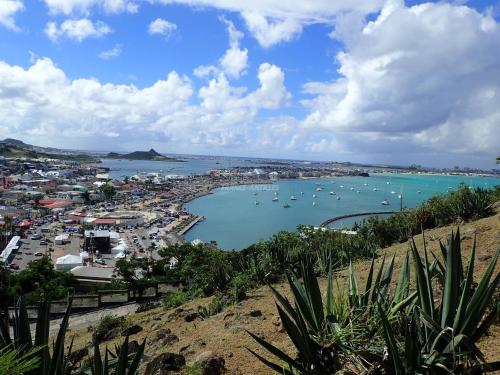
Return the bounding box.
[249,230,500,374]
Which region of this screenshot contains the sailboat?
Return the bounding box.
[272,196,279,202]
[316,187,323,191]
[312,194,317,198]
[337,196,341,200]
[283,203,291,208]
[329,191,336,195]
[255,199,260,206]
[373,187,378,191]
[312,201,316,206]
[391,191,396,194]
[290,195,297,200]
[381,198,389,205]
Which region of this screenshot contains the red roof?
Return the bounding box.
[93,218,116,225]
[39,200,72,209]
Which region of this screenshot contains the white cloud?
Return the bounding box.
[0,57,290,152]
[301,1,500,158]
[218,18,248,78]
[150,0,385,47]
[45,18,112,42]
[0,0,24,31]
[44,0,138,15]
[98,44,123,59]
[241,12,302,48]
[148,18,177,38]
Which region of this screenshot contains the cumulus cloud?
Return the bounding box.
[0,0,24,31]
[45,18,112,42]
[150,0,384,47]
[148,18,177,38]
[0,57,290,152]
[44,0,138,15]
[301,0,500,159]
[194,17,248,79]
[98,44,123,59]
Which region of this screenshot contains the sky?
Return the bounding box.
[0,0,499,169]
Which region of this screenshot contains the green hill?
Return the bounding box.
[105,148,181,161]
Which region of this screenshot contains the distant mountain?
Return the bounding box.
[105,149,181,161]
[0,138,98,163]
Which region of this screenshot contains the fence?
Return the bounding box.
[8,283,175,318]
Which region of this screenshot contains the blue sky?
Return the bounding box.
[0,0,499,169]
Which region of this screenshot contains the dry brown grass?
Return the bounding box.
[67,213,500,374]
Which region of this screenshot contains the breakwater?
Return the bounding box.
[319,211,397,227]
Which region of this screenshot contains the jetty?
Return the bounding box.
[178,215,204,235]
[320,211,396,228]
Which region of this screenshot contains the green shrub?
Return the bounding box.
[198,294,231,319]
[93,314,130,342]
[230,273,254,301]
[161,289,189,309]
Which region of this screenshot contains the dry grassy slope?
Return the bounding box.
[68,213,500,374]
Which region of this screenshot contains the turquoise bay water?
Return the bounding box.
[185,174,497,250]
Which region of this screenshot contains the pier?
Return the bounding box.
[319,211,397,228]
[178,215,204,235]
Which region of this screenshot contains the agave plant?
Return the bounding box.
[247,260,369,374]
[0,296,74,375]
[381,229,500,373]
[78,335,145,375]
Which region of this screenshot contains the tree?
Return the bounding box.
[100,183,116,200]
[80,190,91,204]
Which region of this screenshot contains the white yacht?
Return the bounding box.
[290,196,297,200]
[381,198,389,205]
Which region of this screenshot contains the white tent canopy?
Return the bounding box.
[55,254,83,270]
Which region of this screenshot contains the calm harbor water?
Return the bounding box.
[100,156,274,179]
[185,174,497,250]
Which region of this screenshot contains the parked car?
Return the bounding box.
[9,263,19,270]
[31,235,42,240]
[40,241,48,245]
[34,252,43,257]
[95,259,106,265]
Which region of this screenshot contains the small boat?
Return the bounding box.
[350,187,354,191]
[381,198,389,205]
[336,196,341,200]
[290,196,297,200]
[283,203,290,208]
[255,201,260,206]
[397,194,402,199]
[356,190,360,194]
[417,190,421,194]
[373,188,378,191]
[316,187,323,191]
[312,194,317,198]
[300,192,304,195]
[272,197,279,202]
[329,191,336,195]
[364,183,368,186]
[340,185,344,188]
[387,182,390,184]
[391,191,396,194]
[312,201,316,206]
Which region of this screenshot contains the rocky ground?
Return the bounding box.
[65,212,500,374]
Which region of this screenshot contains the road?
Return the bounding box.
[29,302,140,337]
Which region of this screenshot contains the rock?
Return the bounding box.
[122,324,143,336]
[160,334,179,346]
[271,316,284,333]
[479,255,492,261]
[144,353,186,375]
[201,355,226,375]
[68,347,88,364]
[185,312,198,322]
[222,312,234,320]
[247,310,262,317]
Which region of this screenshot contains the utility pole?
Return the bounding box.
[400,194,403,212]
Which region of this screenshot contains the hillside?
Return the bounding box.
[105,149,182,161]
[65,213,500,374]
[0,142,98,163]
